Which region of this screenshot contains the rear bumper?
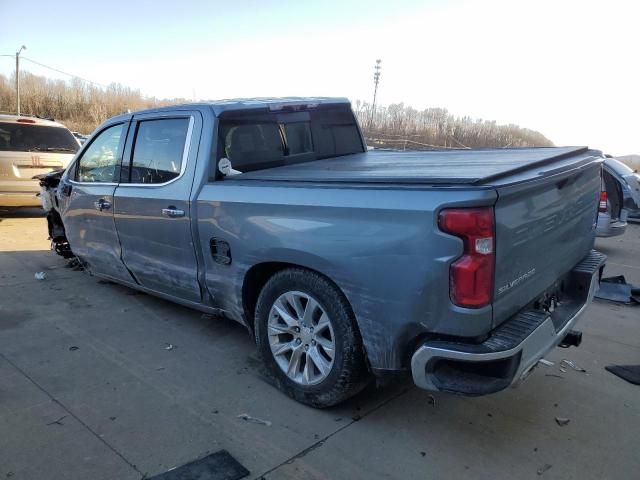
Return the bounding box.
[0,192,41,207]
[0,179,41,207]
[411,250,606,395]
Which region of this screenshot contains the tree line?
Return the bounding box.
[0,71,184,133]
[0,71,553,148]
[353,100,553,149]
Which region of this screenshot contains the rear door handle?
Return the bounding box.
[93,199,112,211]
[162,207,185,218]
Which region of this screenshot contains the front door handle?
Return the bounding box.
[93,199,112,211]
[162,207,185,218]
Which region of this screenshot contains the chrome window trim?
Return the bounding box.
[116,116,194,188]
[69,181,119,186]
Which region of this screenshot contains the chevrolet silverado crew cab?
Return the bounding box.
[0,113,79,207]
[38,98,606,407]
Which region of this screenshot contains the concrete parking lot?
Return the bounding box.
[1,207,639,480]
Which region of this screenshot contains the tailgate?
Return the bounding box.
[492,160,601,326]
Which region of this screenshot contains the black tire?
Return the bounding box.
[255,268,370,408]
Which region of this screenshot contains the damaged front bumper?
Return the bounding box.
[410,250,606,395]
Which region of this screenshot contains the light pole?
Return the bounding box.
[15,45,26,115]
[369,59,381,129]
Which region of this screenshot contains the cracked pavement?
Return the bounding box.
[1,208,639,479]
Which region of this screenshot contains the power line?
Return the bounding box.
[18,56,109,88]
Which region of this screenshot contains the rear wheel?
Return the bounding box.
[255,268,370,407]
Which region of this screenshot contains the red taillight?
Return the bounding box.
[439,207,495,308]
[598,191,608,213]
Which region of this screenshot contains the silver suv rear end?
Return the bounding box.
[0,114,79,207]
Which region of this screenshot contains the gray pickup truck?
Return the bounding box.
[39,98,606,407]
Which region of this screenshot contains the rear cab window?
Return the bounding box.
[216,105,364,176]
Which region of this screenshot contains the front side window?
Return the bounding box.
[128,118,190,184]
[75,123,124,183]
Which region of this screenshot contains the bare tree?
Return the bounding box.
[0,71,188,133]
[0,71,553,148]
[357,101,553,149]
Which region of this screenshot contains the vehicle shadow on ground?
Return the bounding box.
[0,207,45,219]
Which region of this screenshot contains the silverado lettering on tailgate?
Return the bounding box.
[497,268,537,295]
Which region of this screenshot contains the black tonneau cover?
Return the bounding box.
[230,146,600,185]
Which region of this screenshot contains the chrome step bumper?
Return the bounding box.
[410,250,606,395]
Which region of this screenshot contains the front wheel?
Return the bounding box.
[255,268,370,408]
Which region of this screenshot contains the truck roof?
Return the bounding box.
[126,97,351,117]
[229,146,603,186]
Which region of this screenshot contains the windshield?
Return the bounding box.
[0,122,80,153]
[217,105,364,175]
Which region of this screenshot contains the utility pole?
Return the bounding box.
[369,59,381,129]
[15,45,26,115]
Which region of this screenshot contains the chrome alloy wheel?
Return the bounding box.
[267,291,336,385]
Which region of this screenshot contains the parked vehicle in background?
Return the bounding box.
[596,157,640,236]
[0,114,79,207]
[38,98,606,407]
[612,158,640,221]
[71,131,89,145]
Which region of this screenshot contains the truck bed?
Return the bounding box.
[230,146,597,185]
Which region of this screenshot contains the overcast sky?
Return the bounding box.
[0,0,638,155]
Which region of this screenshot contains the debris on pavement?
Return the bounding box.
[65,258,84,271]
[46,415,67,426]
[538,359,554,367]
[237,413,271,426]
[147,449,249,480]
[561,359,586,373]
[427,394,436,406]
[595,275,640,305]
[537,464,552,475]
[164,343,175,351]
[34,272,47,280]
[545,374,564,379]
[605,365,640,385]
[68,346,79,351]
[555,417,570,427]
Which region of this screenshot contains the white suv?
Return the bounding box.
[0,114,79,207]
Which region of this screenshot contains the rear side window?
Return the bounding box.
[75,123,124,183]
[0,122,79,153]
[128,118,190,184]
